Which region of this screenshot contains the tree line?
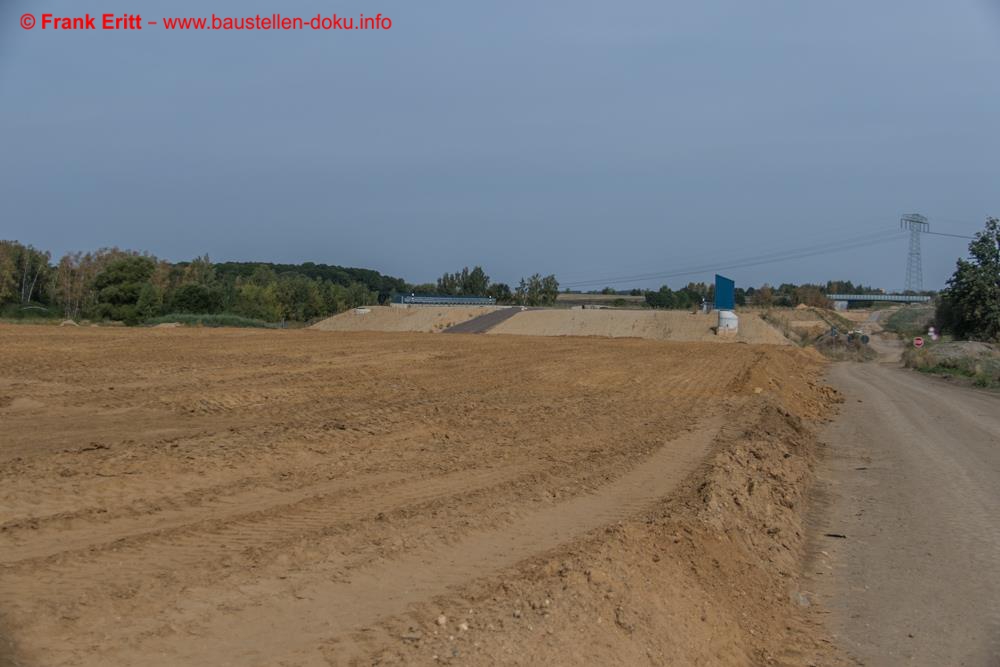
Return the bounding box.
[0,245,563,324]
[0,244,398,325]
[641,280,886,310]
[415,266,560,306]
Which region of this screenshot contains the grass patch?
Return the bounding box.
[914,364,1000,388]
[815,309,854,332]
[0,317,63,325]
[904,343,1000,389]
[884,305,935,337]
[0,303,61,323]
[145,313,277,329]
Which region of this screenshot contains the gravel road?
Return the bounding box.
[810,361,1000,666]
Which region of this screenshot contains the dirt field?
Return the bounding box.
[488,309,791,344]
[1,325,838,666]
[311,305,499,333]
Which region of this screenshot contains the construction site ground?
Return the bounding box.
[313,306,790,344]
[1,325,838,666]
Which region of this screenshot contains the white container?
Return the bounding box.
[718,310,738,333]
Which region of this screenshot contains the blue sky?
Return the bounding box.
[2,0,998,290]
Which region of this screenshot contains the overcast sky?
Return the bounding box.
[2,0,997,290]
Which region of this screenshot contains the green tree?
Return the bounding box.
[793,285,831,308]
[181,254,217,286]
[274,274,326,321]
[0,241,52,306]
[540,274,560,304]
[136,283,163,321]
[487,282,513,303]
[436,266,491,296]
[344,282,377,309]
[515,273,560,306]
[409,283,437,295]
[320,282,348,313]
[464,266,490,295]
[170,283,224,314]
[751,284,775,307]
[234,282,283,321]
[937,217,1000,341]
[0,242,21,304]
[645,285,676,309]
[93,255,156,324]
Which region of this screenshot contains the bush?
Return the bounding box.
[169,283,224,314]
[0,302,59,320]
[813,333,878,361]
[145,313,276,328]
[903,342,1000,388]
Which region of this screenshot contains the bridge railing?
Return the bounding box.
[825,294,931,303]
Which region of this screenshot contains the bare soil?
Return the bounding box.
[487,309,791,344]
[1,325,837,666]
[311,306,499,333]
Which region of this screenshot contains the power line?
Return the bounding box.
[554,220,900,284]
[924,230,975,240]
[562,229,899,287]
[561,229,903,288]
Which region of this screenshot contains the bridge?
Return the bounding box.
[392,295,497,306]
[826,294,931,304]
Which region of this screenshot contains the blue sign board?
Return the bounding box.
[714,274,735,310]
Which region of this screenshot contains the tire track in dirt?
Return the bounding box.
[0,471,407,564]
[0,465,535,596]
[105,416,724,667]
[1,328,784,666]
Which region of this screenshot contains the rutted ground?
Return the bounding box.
[1,326,836,665]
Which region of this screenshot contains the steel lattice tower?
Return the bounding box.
[900,214,929,292]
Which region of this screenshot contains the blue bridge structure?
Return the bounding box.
[393,294,497,306]
[826,294,931,304]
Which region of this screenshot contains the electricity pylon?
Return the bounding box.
[900,214,929,292]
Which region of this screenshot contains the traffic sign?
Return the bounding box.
[913,337,924,348]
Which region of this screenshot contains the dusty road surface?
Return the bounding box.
[1,325,841,666]
[810,362,1000,666]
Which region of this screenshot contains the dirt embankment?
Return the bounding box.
[761,307,854,344]
[367,356,844,666]
[0,326,838,665]
[488,309,791,345]
[311,305,499,332]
